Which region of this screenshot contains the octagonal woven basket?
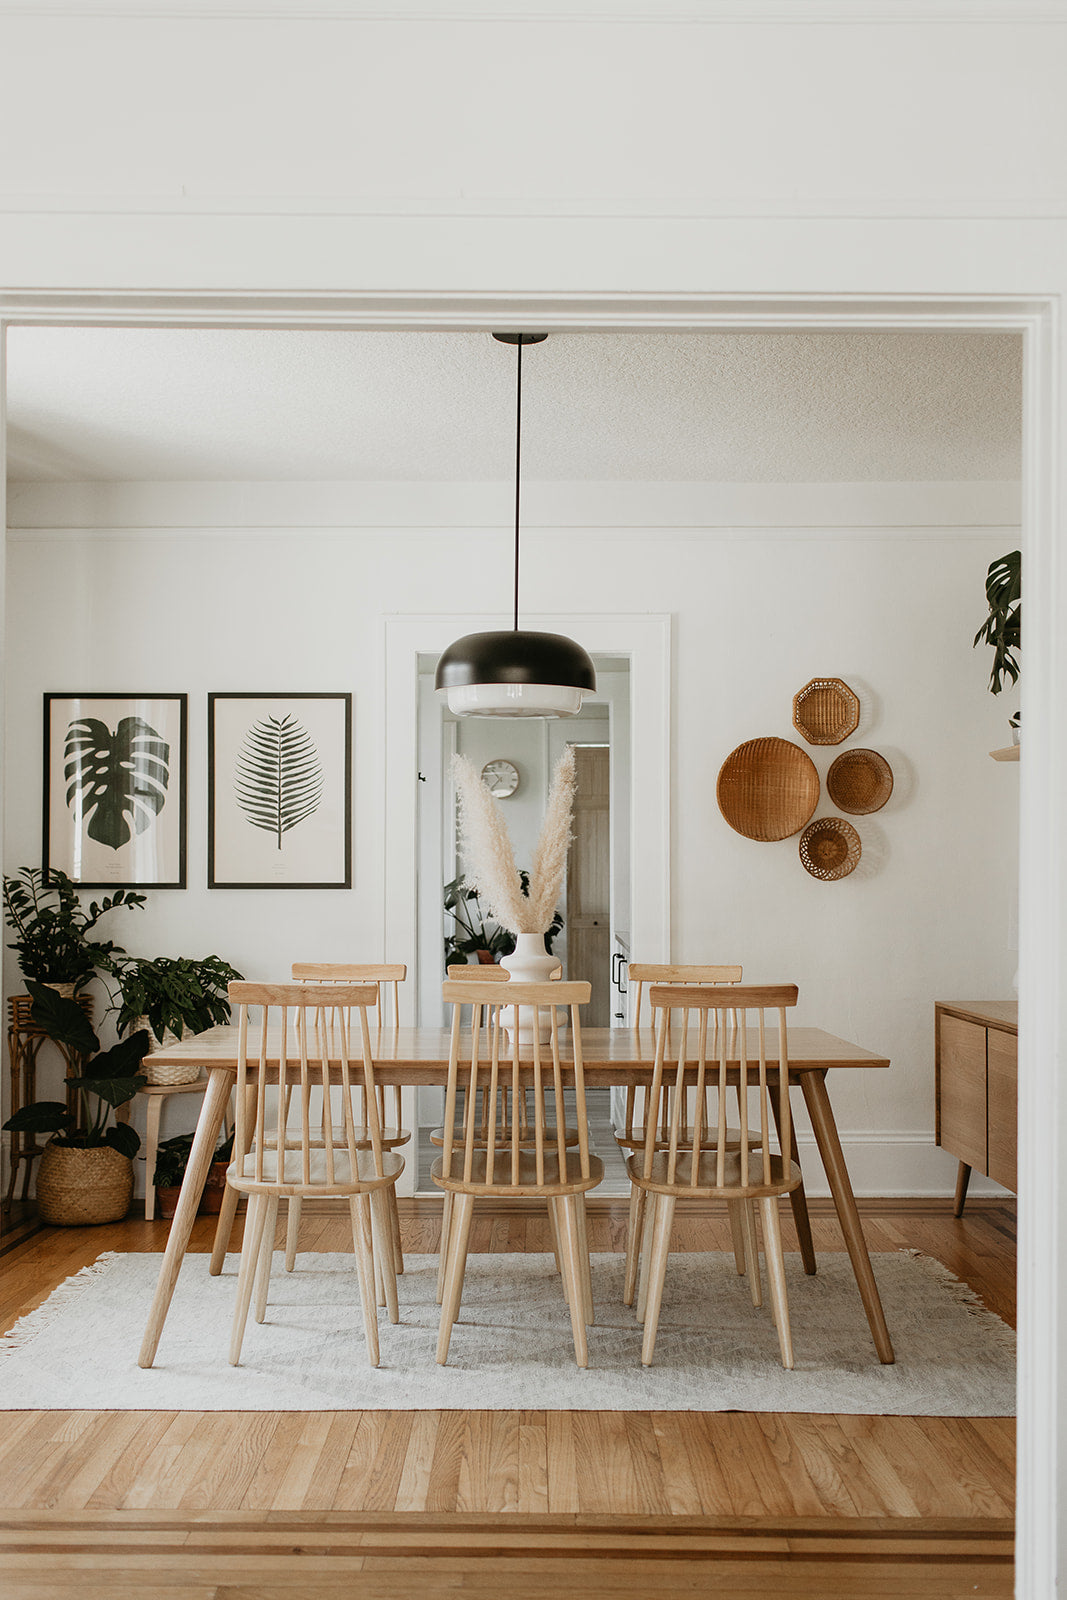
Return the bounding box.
[792,677,860,745]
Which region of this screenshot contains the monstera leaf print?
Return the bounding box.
[64,717,171,850]
[233,714,323,848]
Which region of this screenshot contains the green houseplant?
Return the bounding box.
[152,1130,234,1220]
[107,952,244,1044]
[1,982,150,1224]
[443,871,563,969]
[2,867,146,993]
[973,548,1021,735]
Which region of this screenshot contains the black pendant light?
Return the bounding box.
[435,333,597,717]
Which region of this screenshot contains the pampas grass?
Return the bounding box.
[453,746,576,936]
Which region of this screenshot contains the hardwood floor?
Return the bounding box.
[0,1196,1016,1597]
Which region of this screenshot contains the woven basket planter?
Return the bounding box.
[133,1016,199,1085]
[36,1140,134,1226]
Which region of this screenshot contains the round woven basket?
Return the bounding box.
[134,1016,200,1085]
[826,748,894,814]
[799,816,862,881]
[36,1141,134,1225]
[716,737,820,841]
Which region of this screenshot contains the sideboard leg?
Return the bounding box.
[953,1161,972,1218]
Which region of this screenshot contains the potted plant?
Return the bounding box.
[2,867,146,995]
[103,952,243,1085]
[152,1130,234,1220]
[1,982,150,1224]
[444,871,563,969]
[973,548,1021,739]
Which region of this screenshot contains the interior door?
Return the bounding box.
[566,745,610,1026]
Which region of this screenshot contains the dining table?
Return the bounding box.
[135,1022,894,1367]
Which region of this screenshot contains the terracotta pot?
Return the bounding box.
[475,949,498,965]
[36,1140,134,1226]
[156,1185,181,1220]
[198,1159,230,1214]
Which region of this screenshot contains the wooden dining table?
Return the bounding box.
[136,1023,894,1367]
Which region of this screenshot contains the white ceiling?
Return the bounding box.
[4,327,1022,485]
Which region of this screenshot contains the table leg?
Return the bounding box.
[771,1082,817,1275]
[143,1094,164,1222]
[800,1069,895,1365]
[137,1069,231,1369]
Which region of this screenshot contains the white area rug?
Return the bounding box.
[1,1250,1014,1415]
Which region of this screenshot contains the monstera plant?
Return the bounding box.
[234,713,323,848]
[2,867,145,992]
[64,714,172,849]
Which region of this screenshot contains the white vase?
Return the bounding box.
[500,933,560,1044]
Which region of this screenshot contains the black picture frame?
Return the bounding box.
[208,692,352,890]
[43,692,188,889]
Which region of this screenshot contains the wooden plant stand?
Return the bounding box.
[4,993,94,1210]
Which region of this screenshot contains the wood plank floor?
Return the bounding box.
[0,1196,1016,1597]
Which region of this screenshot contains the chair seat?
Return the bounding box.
[349,1124,410,1150]
[625,1148,802,1199]
[228,1147,403,1192]
[429,1123,578,1148]
[431,1148,604,1198]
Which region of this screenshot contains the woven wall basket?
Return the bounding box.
[35,1141,134,1226]
[826,748,894,814]
[799,816,862,881]
[716,737,820,841]
[792,677,861,745]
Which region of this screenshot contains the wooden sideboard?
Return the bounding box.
[935,999,1017,1216]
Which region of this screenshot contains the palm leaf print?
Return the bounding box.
[233,714,323,848]
[64,717,171,850]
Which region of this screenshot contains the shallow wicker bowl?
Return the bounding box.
[717,737,820,841]
[799,817,862,881]
[36,1141,134,1225]
[826,748,894,814]
[792,678,861,745]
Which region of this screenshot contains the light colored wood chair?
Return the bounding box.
[433,979,602,1368]
[619,965,743,1298]
[628,983,802,1368]
[284,963,408,1279]
[224,981,404,1368]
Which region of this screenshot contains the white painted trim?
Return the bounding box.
[0,1,1063,23]
[0,287,1057,1582]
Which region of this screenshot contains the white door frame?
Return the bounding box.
[1,292,1059,1591]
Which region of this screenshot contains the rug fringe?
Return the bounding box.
[903,1249,1017,1354]
[0,1251,122,1356]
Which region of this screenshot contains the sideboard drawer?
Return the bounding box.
[987,1027,1018,1191]
[938,1014,988,1172]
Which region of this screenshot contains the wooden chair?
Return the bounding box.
[628,983,802,1368]
[284,963,408,1279]
[433,979,602,1367]
[619,965,743,1299]
[224,981,404,1368]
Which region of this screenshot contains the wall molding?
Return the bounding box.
[0,1,1063,22]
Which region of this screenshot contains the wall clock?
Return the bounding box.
[481,759,520,798]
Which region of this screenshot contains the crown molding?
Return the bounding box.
[0,1,1063,18]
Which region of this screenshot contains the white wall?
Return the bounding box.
[4,477,1019,1198]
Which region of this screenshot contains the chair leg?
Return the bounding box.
[726,1199,747,1274]
[229,1193,269,1366]
[740,1198,763,1307]
[211,1083,254,1276]
[371,1187,400,1325]
[143,1093,164,1221]
[254,1195,280,1323]
[284,1196,302,1272]
[640,1191,676,1367]
[759,1196,794,1370]
[575,1193,594,1327]
[350,1193,380,1368]
[636,1192,657,1323]
[435,1191,454,1306]
[389,1189,405,1275]
[546,1198,566,1292]
[623,1183,646,1306]
[555,1194,589,1369]
[436,1190,474,1366]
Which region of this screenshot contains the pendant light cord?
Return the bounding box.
[512,338,523,632]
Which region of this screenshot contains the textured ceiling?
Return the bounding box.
[5,328,1021,485]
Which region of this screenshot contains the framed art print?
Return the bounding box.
[208,693,352,889]
[44,693,188,889]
